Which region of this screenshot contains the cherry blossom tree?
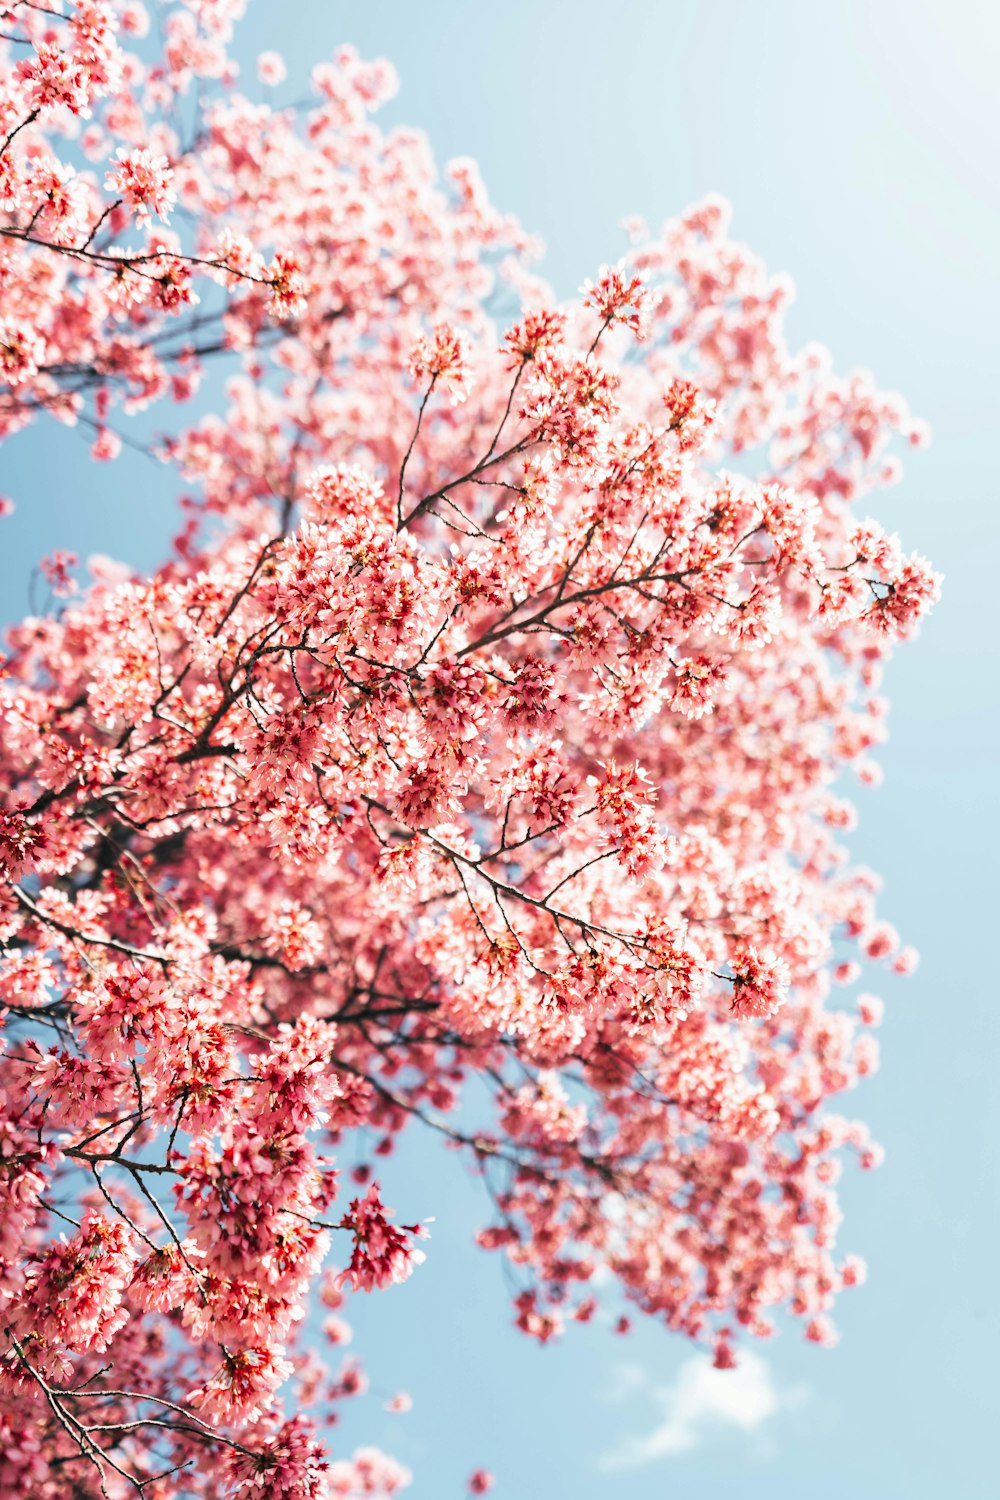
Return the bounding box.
[0,3,940,1496]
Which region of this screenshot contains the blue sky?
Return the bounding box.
[3,2,998,1495]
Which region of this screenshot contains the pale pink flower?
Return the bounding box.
[581,263,650,339]
[106,147,176,226]
[729,943,790,1019]
[188,1346,294,1425]
[257,50,288,86]
[408,322,471,400]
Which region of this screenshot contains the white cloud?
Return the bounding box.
[599,1351,805,1470]
[601,1360,647,1404]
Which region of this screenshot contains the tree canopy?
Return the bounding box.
[0,4,938,1495]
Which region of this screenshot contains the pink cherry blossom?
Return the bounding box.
[728,943,791,1019]
[257,50,288,86]
[106,146,176,226]
[336,1184,427,1294]
[581,263,650,340]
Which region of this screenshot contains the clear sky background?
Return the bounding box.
[2,2,998,1495]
